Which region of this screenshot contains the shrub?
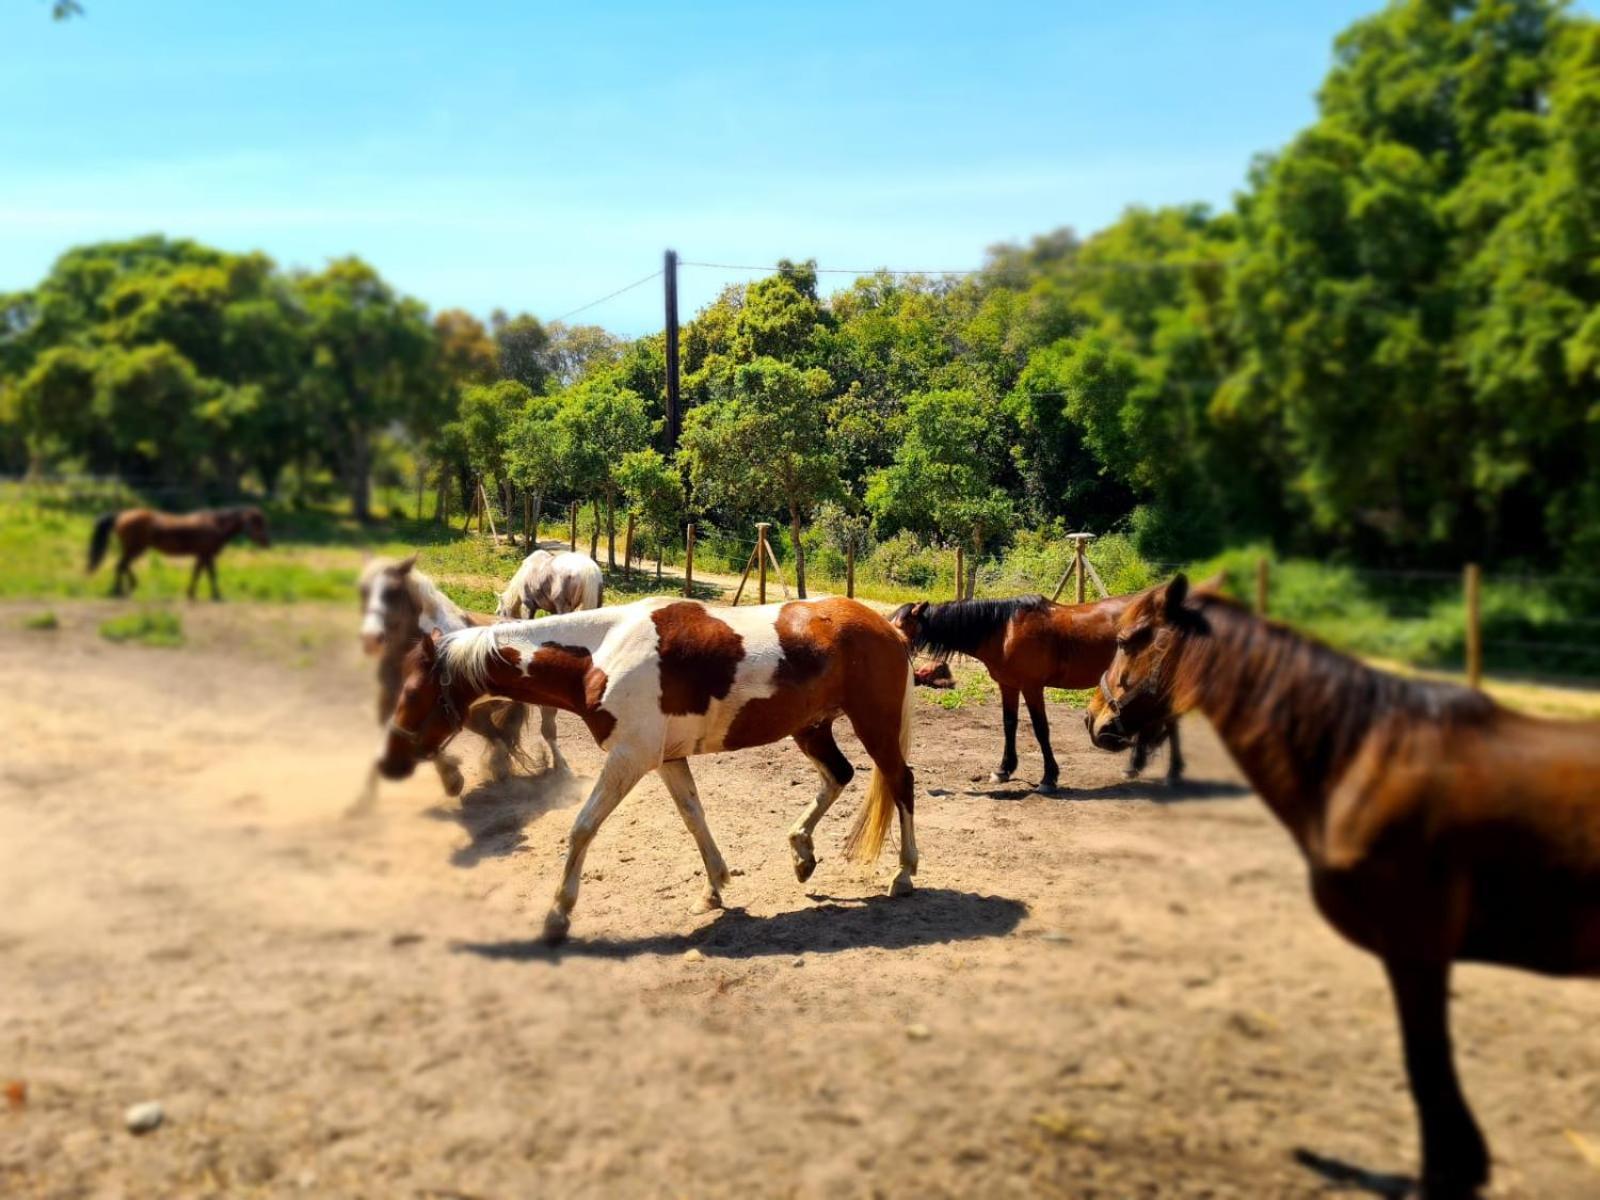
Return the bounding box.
[99,608,184,648]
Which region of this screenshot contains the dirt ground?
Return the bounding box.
[2,603,1598,1199]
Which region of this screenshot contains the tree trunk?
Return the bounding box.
[589,497,601,559]
[344,438,373,522]
[605,491,617,570]
[789,502,807,598]
[531,492,543,547]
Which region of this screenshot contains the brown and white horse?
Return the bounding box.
[1086,575,1600,1196]
[356,556,534,801]
[890,594,1181,791]
[377,597,918,944]
[87,506,270,599]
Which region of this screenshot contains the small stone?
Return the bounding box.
[4,1080,25,1111]
[682,948,705,963]
[124,1101,164,1134]
[1041,930,1073,944]
[729,867,745,877]
[905,1023,932,1041]
[791,957,804,968]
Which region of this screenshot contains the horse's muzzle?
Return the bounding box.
[376,755,416,781]
[1086,708,1131,752]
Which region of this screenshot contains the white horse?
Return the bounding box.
[495,549,603,619]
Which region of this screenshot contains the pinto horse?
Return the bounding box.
[1086,575,1600,1196]
[495,548,603,618]
[88,506,270,599]
[356,555,534,800]
[890,594,1181,791]
[377,597,918,944]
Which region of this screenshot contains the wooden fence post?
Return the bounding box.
[846,540,855,599]
[1256,557,1269,616]
[684,523,695,598]
[624,512,636,579]
[1074,537,1086,605]
[1465,562,1482,689]
[569,500,578,552]
[954,544,964,603]
[757,523,771,605]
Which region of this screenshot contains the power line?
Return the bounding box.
[551,269,664,323]
[679,257,1237,279]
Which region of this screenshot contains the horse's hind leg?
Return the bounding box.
[789,722,854,883]
[657,759,730,913]
[113,550,137,596]
[847,712,917,897]
[206,556,222,601]
[1023,686,1060,792]
[186,557,203,601]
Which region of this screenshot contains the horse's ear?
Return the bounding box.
[1162,573,1190,619]
[420,630,440,661]
[911,601,929,618]
[1191,571,1227,598]
[397,554,418,575]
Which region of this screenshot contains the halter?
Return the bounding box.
[1097,653,1164,737]
[386,666,464,759]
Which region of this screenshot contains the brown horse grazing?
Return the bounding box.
[890,595,1181,792]
[87,506,270,600]
[377,597,917,944]
[1086,575,1600,1197]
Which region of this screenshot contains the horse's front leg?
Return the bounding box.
[543,751,653,944]
[991,683,1020,783]
[1383,958,1489,1195]
[186,557,203,601]
[1163,720,1184,786]
[657,759,730,912]
[1023,687,1060,791]
[205,556,222,601]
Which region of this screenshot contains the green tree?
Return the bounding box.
[681,357,838,596]
[616,448,685,579]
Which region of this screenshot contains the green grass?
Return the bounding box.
[22,610,59,631]
[921,665,997,711]
[99,608,184,647]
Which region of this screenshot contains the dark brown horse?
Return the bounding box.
[1086,575,1600,1196]
[890,594,1181,791]
[88,506,270,600]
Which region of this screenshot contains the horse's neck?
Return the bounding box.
[1181,605,1377,851]
[410,573,469,633]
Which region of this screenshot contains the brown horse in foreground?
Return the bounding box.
[88,506,270,599]
[890,594,1181,791]
[1086,575,1600,1197]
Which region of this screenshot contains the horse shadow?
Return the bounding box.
[1291,1148,1414,1197]
[958,778,1249,804]
[452,888,1029,964]
[424,764,589,868]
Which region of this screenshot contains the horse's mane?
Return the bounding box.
[892,595,1053,661]
[1188,595,1497,785]
[408,569,471,634]
[437,605,625,692]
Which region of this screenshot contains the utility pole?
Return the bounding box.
[663,249,682,451]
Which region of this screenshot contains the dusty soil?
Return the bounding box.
[2,603,1597,1199]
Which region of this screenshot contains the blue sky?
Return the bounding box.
[5,0,1400,334]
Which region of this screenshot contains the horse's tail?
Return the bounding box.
[845,659,915,864]
[87,513,116,573]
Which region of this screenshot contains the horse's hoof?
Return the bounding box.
[989,770,1012,783]
[793,856,817,883]
[1037,781,1063,796]
[1164,774,1185,790]
[438,768,465,797]
[888,873,915,898]
[1123,767,1141,780]
[691,892,723,915]
[541,910,570,946]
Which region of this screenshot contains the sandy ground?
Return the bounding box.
[2,602,1598,1199]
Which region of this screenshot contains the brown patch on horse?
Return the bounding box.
[651,602,745,715]
[485,640,616,746]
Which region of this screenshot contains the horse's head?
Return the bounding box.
[376,633,467,780]
[887,601,930,648]
[242,507,271,547]
[358,554,419,656]
[1086,573,1210,752]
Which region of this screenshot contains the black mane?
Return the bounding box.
[892,595,1052,661]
